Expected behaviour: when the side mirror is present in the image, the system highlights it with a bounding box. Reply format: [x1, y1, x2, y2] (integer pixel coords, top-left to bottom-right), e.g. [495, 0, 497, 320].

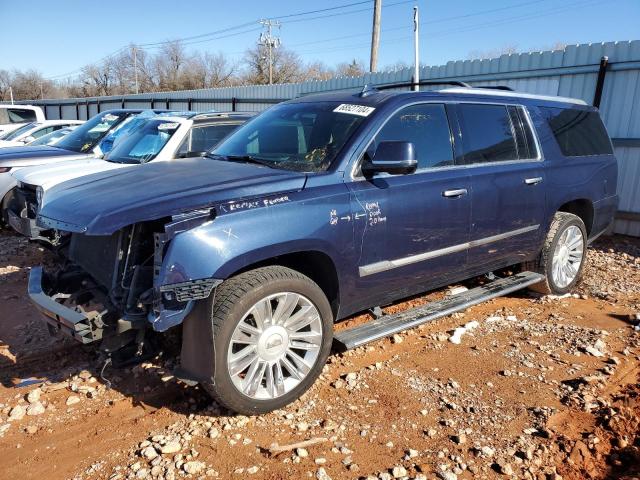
[362, 141, 418, 176]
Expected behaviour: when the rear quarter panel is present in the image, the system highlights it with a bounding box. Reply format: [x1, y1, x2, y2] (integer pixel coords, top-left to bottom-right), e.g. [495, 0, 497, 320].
[530, 105, 618, 237]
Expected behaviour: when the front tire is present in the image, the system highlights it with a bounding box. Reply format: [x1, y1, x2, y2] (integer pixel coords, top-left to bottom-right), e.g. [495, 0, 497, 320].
[201, 266, 333, 415]
[527, 212, 587, 295]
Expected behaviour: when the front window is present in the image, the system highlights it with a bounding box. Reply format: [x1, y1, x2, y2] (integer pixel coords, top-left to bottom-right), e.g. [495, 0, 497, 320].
[211, 102, 368, 172]
[105, 119, 181, 164]
[55, 111, 130, 153]
[2, 122, 38, 140]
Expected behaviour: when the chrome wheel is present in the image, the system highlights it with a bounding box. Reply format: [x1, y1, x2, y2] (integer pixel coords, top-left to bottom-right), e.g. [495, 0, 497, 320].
[226, 292, 323, 400]
[551, 225, 584, 288]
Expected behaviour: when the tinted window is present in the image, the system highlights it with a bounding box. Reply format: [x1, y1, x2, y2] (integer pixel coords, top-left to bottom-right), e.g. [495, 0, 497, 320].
[458, 104, 518, 164]
[8, 108, 37, 123]
[179, 123, 241, 156]
[371, 103, 454, 170]
[507, 105, 538, 160]
[55, 111, 129, 153]
[540, 107, 612, 156]
[212, 103, 366, 172]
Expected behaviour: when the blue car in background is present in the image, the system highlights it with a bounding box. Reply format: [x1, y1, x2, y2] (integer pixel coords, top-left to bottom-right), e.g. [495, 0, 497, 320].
[26, 82, 618, 415]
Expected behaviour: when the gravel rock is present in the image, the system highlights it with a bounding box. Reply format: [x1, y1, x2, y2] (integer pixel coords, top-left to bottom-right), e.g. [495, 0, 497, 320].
[26, 389, 41, 404]
[8, 405, 25, 421]
[391, 465, 407, 478]
[140, 446, 158, 460]
[316, 467, 332, 480]
[437, 471, 457, 480]
[160, 442, 181, 454]
[182, 461, 206, 475]
[66, 396, 81, 406]
[26, 402, 45, 416]
[296, 447, 309, 458]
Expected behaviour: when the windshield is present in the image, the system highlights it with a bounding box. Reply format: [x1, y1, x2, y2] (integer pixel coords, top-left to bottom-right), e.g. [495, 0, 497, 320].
[29, 127, 73, 146]
[2, 122, 37, 140]
[96, 110, 158, 156]
[55, 111, 129, 153]
[210, 102, 368, 172]
[104, 119, 181, 164]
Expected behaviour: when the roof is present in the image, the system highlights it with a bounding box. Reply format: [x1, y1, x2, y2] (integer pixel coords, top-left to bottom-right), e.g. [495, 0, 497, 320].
[191, 111, 255, 123]
[288, 84, 589, 109]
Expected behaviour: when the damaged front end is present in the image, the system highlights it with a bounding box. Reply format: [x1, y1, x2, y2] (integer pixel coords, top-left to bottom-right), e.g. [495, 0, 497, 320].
[28, 210, 220, 358]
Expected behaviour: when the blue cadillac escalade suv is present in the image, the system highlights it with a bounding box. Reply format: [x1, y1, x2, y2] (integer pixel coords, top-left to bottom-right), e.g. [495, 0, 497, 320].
[27, 82, 618, 414]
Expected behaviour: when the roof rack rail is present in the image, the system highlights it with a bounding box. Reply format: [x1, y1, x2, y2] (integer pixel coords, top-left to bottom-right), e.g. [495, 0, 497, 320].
[361, 80, 471, 96]
[473, 85, 515, 91]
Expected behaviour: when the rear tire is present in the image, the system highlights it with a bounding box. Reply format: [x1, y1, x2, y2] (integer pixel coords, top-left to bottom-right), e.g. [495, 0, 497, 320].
[200, 266, 333, 415]
[526, 212, 587, 295]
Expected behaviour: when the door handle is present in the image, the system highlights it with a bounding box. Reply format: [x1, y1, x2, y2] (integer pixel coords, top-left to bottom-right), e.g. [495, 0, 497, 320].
[442, 188, 468, 198]
[524, 177, 543, 185]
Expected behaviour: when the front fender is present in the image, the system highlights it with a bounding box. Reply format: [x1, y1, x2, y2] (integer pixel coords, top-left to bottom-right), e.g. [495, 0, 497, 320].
[157, 185, 353, 289]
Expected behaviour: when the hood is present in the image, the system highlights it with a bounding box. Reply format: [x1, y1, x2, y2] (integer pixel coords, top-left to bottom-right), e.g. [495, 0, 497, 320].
[13, 158, 130, 193]
[39, 157, 307, 235]
[0, 145, 90, 167]
[0, 140, 26, 148]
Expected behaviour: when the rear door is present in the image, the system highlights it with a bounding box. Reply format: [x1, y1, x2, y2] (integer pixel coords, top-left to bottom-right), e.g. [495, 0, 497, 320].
[346, 102, 471, 307]
[454, 103, 545, 272]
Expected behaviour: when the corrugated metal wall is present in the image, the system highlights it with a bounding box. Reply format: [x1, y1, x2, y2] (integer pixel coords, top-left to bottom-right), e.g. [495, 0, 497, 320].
[23, 40, 640, 235]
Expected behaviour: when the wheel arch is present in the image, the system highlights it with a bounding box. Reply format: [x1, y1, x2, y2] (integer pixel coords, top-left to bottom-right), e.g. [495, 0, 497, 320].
[557, 198, 594, 236]
[225, 250, 341, 320]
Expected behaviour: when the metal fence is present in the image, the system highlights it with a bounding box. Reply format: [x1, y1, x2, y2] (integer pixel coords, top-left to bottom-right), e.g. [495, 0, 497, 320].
[22, 40, 640, 236]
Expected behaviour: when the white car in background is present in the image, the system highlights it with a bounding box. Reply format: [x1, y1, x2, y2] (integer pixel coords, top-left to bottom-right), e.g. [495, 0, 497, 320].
[7, 111, 252, 242]
[0, 120, 84, 147]
[27, 126, 79, 146]
[0, 105, 45, 136]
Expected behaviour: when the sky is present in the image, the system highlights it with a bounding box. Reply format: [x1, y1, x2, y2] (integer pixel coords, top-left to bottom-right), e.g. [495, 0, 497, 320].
[1, 0, 639, 80]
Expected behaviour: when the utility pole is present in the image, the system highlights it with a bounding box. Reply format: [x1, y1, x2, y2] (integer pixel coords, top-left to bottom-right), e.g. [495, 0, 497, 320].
[370, 0, 382, 72]
[413, 5, 420, 91]
[132, 46, 140, 94]
[9, 86, 14, 104]
[259, 19, 281, 85]
[40, 82, 44, 100]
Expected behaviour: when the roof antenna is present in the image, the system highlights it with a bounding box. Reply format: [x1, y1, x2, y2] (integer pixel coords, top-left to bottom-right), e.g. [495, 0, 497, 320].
[359, 84, 377, 97]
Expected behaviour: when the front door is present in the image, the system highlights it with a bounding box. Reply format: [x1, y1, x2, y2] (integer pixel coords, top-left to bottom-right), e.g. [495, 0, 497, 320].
[453, 103, 546, 272]
[346, 103, 471, 309]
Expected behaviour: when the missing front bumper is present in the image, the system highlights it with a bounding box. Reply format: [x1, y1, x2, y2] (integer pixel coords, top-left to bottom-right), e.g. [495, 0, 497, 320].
[28, 266, 104, 344]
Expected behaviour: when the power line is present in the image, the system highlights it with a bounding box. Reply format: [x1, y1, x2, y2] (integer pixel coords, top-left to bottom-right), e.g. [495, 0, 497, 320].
[296, 0, 612, 56]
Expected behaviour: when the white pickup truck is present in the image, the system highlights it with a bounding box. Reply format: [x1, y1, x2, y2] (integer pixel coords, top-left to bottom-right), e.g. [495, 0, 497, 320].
[0, 105, 46, 136]
[6, 111, 252, 243]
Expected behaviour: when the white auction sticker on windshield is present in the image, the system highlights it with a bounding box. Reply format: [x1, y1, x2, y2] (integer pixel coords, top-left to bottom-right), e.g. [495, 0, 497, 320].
[157, 122, 180, 131]
[333, 104, 375, 117]
[102, 114, 119, 122]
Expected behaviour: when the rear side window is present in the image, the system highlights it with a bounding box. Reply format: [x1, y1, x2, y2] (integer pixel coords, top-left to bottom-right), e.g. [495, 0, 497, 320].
[371, 103, 454, 170]
[458, 104, 518, 164]
[8, 108, 37, 123]
[540, 107, 613, 156]
[179, 123, 241, 156]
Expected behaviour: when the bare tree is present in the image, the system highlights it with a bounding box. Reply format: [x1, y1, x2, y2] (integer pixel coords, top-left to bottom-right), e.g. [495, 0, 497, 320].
[196, 52, 239, 88]
[467, 44, 519, 60]
[0, 70, 11, 101]
[81, 63, 114, 96]
[335, 59, 366, 77]
[243, 43, 304, 85]
[302, 61, 334, 82]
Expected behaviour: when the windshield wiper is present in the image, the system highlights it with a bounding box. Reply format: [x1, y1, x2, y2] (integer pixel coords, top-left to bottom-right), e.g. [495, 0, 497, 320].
[206, 153, 274, 168]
